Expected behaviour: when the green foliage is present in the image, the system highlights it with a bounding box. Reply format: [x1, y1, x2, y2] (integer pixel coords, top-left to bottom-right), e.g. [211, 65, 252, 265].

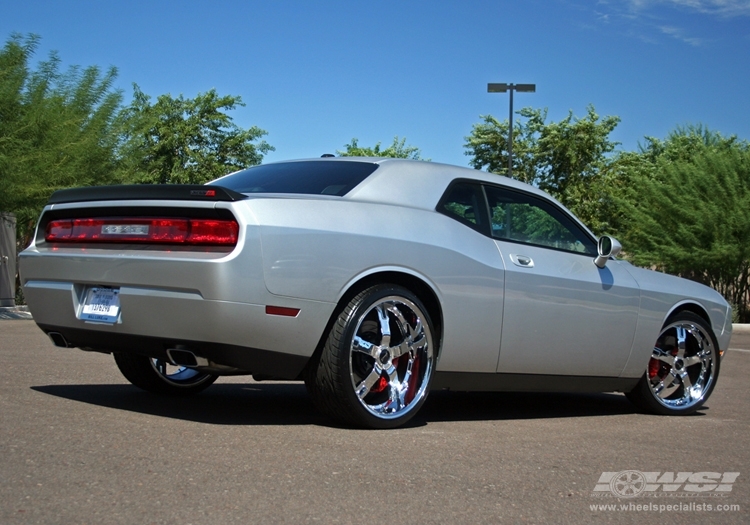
[0, 33, 124, 244]
[464, 105, 620, 232]
[116, 85, 273, 184]
[616, 126, 750, 321]
[337, 136, 427, 160]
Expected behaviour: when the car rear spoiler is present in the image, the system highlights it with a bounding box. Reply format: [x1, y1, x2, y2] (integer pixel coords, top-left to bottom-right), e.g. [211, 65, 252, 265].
[47, 185, 248, 205]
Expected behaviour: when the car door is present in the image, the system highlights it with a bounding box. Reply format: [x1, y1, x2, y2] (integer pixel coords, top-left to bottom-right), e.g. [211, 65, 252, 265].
[484, 185, 640, 377]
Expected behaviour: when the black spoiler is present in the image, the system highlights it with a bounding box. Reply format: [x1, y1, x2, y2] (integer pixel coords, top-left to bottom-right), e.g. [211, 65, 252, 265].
[47, 184, 248, 205]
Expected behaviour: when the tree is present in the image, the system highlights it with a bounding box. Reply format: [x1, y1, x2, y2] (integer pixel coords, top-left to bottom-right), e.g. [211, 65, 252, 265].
[337, 136, 427, 160]
[0, 33, 124, 244]
[614, 126, 750, 321]
[116, 85, 273, 184]
[464, 105, 621, 232]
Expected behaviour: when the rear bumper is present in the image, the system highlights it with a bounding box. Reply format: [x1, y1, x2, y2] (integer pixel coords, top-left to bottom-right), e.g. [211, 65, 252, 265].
[37, 322, 310, 379]
[23, 279, 335, 378]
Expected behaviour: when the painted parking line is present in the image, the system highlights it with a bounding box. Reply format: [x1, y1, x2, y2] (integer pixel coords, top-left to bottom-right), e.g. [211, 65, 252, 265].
[728, 348, 750, 353]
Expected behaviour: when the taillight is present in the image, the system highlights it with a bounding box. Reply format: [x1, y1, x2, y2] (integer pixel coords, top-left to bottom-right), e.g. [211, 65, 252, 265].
[45, 218, 239, 246]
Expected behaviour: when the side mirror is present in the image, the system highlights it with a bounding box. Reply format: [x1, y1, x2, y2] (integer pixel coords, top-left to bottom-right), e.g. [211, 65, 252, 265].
[594, 236, 622, 268]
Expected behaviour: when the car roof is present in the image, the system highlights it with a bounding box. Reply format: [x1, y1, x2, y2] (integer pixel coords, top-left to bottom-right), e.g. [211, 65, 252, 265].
[232, 157, 597, 238]
[343, 158, 558, 208]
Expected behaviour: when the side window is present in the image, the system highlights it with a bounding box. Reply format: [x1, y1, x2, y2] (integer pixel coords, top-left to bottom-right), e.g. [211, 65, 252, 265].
[484, 185, 596, 255]
[438, 182, 486, 232]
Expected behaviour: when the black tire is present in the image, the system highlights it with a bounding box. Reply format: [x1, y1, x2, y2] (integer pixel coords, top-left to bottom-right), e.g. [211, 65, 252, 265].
[626, 311, 720, 415]
[113, 352, 218, 396]
[305, 284, 436, 429]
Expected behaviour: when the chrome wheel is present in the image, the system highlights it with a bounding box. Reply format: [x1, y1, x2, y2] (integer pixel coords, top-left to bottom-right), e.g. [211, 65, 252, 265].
[626, 311, 720, 415]
[150, 358, 213, 388]
[349, 296, 433, 420]
[647, 319, 717, 409]
[113, 352, 217, 396]
[306, 284, 436, 429]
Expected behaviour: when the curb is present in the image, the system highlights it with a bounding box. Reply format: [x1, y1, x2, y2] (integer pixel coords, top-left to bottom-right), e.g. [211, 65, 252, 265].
[732, 324, 750, 334]
[0, 306, 33, 320]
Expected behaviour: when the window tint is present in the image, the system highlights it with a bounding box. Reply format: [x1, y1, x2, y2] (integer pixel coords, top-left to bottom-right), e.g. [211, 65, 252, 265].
[484, 185, 596, 255]
[438, 182, 486, 231]
[209, 161, 378, 196]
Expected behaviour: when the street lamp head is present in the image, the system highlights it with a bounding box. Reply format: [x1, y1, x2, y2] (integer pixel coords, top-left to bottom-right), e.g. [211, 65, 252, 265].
[487, 83, 536, 93]
[487, 83, 508, 93]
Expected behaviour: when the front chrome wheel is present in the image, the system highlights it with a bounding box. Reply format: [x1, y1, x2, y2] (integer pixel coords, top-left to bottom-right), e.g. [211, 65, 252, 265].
[306, 284, 436, 429]
[627, 312, 720, 415]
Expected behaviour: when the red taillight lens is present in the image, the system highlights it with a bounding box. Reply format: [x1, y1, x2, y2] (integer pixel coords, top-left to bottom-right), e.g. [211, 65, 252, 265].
[46, 218, 239, 246]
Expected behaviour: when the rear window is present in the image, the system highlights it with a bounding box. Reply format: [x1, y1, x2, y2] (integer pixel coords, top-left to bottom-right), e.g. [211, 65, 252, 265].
[209, 161, 378, 196]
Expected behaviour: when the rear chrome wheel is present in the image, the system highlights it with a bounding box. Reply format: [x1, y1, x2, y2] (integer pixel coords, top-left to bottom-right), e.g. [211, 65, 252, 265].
[627, 312, 719, 415]
[114, 353, 218, 396]
[306, 284, 436, 429]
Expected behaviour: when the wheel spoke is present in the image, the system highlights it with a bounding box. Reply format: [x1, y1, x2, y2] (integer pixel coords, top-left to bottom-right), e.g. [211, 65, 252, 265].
[683, 351, 707, 367]
[652, 347, 675, 366]
[355, 366, 383, 399]
[678, 369, 693, 394]
[386, 364, 405, 411]
[388, 306, 426, 359]
[675, 326, 688, 357]
[376, 304, 391, 347]
[391, 333, 426, 359]
[352, 335, 379, 358]
[388, 304, 412, 335]
[655, 371, 680, 399]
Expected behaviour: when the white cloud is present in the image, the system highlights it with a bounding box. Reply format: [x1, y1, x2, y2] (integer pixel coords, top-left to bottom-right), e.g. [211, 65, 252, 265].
[628, 0, 750, 17]
[585, 0, 747, 46]
[659, 25, 707, 45]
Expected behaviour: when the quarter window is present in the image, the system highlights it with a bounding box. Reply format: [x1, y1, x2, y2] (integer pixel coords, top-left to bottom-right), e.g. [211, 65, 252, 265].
[438, 182, 486, 232]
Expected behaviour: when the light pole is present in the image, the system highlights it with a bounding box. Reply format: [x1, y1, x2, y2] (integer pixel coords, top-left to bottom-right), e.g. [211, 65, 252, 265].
[487, 83, 535, 178]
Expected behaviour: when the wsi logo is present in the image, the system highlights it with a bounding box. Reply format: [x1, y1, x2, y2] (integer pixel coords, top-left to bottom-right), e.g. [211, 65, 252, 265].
[592, 471, 740, 498]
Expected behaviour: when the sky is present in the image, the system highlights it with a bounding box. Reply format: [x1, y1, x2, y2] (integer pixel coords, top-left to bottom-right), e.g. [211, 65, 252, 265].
[1, 0, 749, 167]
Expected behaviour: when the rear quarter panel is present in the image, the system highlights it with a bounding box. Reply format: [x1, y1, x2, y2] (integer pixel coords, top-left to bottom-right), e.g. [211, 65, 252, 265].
[249, 197, 507, 373]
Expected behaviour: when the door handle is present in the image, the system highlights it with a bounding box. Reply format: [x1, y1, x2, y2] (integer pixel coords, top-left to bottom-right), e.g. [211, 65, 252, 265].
[510, 254, 534, 268]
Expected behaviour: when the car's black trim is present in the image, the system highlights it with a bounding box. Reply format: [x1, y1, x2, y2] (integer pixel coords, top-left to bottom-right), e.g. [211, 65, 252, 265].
[36, 324, 310, 380]
[47, 185, 248, 204]
[431, 372, 639, 393]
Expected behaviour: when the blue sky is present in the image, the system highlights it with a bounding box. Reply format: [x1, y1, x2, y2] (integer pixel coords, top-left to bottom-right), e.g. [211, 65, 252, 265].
[2, 0, 749, 167]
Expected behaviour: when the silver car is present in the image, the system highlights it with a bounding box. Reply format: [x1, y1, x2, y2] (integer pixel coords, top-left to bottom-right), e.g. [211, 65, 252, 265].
[19, 158, 733, 429]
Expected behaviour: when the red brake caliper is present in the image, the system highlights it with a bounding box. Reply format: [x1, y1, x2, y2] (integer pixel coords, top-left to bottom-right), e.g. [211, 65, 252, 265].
[370, 356, 401, 395]
[371, 374, 389, 394]
[649, 343, 677, 379]
[648, 358, 660, 379]
[405, 354, 420, 404]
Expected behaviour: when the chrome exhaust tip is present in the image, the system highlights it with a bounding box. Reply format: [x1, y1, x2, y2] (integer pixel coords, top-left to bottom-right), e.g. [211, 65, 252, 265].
[166, 348, 209, 367]
[48, 332, 70, 348]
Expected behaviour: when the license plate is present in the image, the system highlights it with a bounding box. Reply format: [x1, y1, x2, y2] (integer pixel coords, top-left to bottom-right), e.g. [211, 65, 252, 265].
[81, 287, 121, 323]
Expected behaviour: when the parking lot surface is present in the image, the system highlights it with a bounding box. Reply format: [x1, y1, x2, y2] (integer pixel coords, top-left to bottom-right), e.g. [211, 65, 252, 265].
[1, 320, 749, 524]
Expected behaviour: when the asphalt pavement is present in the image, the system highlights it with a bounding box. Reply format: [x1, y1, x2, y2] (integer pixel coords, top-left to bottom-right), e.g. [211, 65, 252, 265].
[1, 318, 748, 524]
